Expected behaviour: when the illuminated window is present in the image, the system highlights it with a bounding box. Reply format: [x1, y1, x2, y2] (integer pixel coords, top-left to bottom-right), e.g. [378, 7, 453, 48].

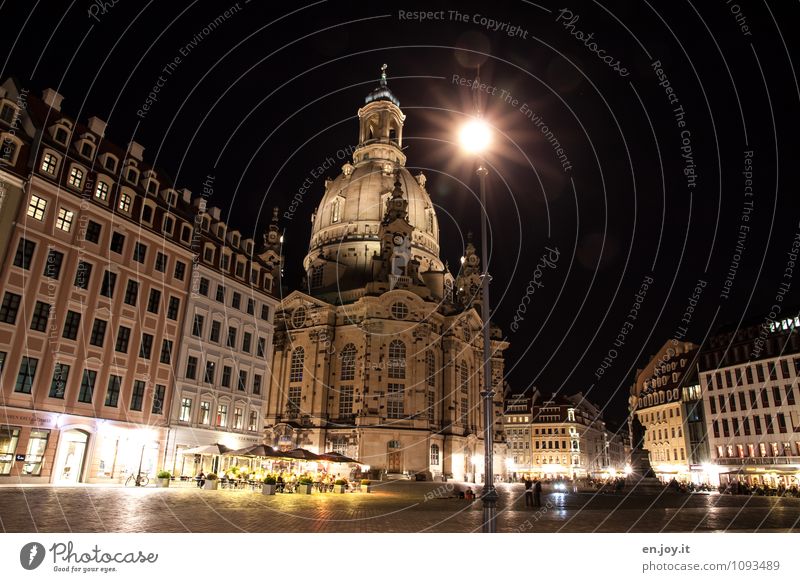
[200, 401, 210, 424]
[67, 166, 83, 188]
[340, 344, 356, 381]
[55, 208, 74, 232]
[430, 444, 440, 465]
[95, 181, 110, 201]
[27, 195, 47, 220]
[338, 384, 353, 417]
[387, 383, 404, 419]
[216, 404, 228, 427]
[40, 153, 57, 174]
[118, 193, 132, 213]
[388, 340, 405, 379]
[290, 348, 305, 382]
[233, 407, 243, 430]
[331, 198, 341, 223]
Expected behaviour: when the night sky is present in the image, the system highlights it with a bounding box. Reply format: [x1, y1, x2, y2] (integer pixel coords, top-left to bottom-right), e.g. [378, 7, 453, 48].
[4, 0, 799, 426]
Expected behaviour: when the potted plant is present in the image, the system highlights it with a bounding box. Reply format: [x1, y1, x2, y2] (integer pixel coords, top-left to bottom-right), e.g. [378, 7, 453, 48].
[156, 470, 172, 488]
[262, 475, 277, 495]
[203, 473, 219, 490]
[297, 477, 314, 494]
[334, 479, 348, 494]
[361, 479, 371, 493]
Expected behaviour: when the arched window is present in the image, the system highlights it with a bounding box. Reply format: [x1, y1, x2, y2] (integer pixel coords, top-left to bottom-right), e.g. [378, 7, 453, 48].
[425, 350, 436, 387]
[388, 340, 405, 379]
[340, 343, 356, 381]
[430, 444, 440, 465]
[459, 362, 468, 393]
[290, 347, 304, 383]
[331, 198, 341, 224]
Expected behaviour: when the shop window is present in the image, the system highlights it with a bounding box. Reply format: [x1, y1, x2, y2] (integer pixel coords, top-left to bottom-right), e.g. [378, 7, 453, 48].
[0, 428, 21, 475]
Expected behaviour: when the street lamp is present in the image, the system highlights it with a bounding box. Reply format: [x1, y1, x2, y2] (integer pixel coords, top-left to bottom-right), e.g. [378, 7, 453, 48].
[459, 114, 498, 533]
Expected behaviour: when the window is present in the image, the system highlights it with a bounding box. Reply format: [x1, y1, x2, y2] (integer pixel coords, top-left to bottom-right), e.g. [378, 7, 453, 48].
[235, 261, 244, 278]
[388, 340, 406, 379]
[238, 370, 247, 391]
[115, 326, 131, 353]
[124, 280, 139, 306]
[248, 411, 259, 432]
[427, 390, 435, 420]
[233, 408, 243, 430]
[766, 414, 774, 434]
[126, 167, 138, 184]
[216, 404, 228, 427]
[22, 429, 50, 476]
[147, 289, 161, 314]
[85, 221, 101, 243]
[387, 383, 404, 419]
[192, 313, 205, 337]
[247, 298, 255, 315]
[227, 326, 237, 348]
[773, 385, 783, 406]
[139, 333, 153, 359]
[460, 399, 468, 423]
[80, 142, 94, 158]
[105, 375, 121, 407]
[78, 370, 95, 403]
[339, 384, 353, 417]
[130, 380, 145, 411]
[220, 254, 229, 270]
[99, 271, 117, 298]
[331, 198, 341, 223]
[215, 285, 225, 302]
[750, 390, 758, 409]
[48, 363, 70, 399]
[261, 305, 270, 321]
[174, 261, 186, 281]
[95, 181, 110, 201]
[242, 332, 252, 353]
[13, 357, 38, 393]
[67, 166, 83, 188]
[30, 301, 51, 332]
[253, 374, 262, 395]
[204, 361, 215, 384]
[55, 207, 74, 231]
[257, 336, 266, 357]
[159, 340, 173, 364]
[787, 385, 796, 405]
[163, 216, 174, 234]
[391, 302, 408, 319]
[292, 306, 306, 328]
[43, 249, 64, 279]
[754, 416, 762, 435]
[62, 310, 81, 340]
[141, 205, 152, 222]
[426, 351, 436, 387]
[459, 363, 468, 393]
[118, 193, 132, 212]
[133, 242, 146, 263]
[181, 225, 191, 243]
[200, 402, 211, 424]
[198, 278, 209, 296]
[186, 356, 198, 380]
[40, 153, 57, 174]
[203, 246, 214, 263]
[430, 444, 440, 465]
[73, 261, 92, 289]
[152, 384, 165, 414]
[0, 292, 21, 324]
[290, 348, 304, 382]
[14, 238, 35, 269]
[155, 252, 167, 273]
[110, 232, 125, 254]
[221, 366, 232, 388]
[760, 388, 769, 408]
[340, 344, 356, 381]
[167, 297, 180, 320]
[311, 265, 324, 288]
[179, 398, 192, 422]
[89, 319, 107, 347]
[288, 387, 301, 415]
[777, 413, 787, 433]
[232, 292, 241, 309]
[210, 321, 221, 343]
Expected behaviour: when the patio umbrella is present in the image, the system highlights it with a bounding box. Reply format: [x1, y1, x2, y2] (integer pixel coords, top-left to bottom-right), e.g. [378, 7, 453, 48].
[227, 444, 279, 458]
[318, 451, 362, 464]
[281, 448, 323, 461]
[181, 443, 232, 455]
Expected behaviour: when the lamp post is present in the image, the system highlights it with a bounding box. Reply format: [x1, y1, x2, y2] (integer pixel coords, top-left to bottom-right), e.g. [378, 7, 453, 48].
[459, 116, 498, 532]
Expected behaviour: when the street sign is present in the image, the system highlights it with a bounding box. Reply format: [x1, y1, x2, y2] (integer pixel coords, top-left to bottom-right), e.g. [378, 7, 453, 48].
[15, 454, 25, 461]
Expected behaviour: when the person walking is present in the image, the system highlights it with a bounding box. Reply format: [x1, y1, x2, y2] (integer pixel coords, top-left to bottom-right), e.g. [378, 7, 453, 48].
[524, 477, 534, 507]
[534, 479, 543, 507]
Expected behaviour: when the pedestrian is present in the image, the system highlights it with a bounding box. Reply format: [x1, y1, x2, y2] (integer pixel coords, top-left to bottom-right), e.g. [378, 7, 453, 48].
[524, 477, 534, 507]
[534, 479, 542, 507]
[197, 471, 205, 488]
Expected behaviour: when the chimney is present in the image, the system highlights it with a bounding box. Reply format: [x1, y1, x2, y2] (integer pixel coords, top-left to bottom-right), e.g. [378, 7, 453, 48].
[127, 141, 145, 161]
[208, 206, 221, 221]
[87, 116, 107, 137]
[42, 88, 64, 111]
[192, 197, 207, 212]
[180, 187, 192, 203]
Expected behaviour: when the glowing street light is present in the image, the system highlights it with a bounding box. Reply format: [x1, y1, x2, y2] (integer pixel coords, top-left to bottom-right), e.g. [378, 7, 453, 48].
[459, 117, 492, 154]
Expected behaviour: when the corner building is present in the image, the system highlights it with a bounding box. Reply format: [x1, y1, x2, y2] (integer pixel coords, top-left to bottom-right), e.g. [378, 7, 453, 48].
[265, 71, 509, 480]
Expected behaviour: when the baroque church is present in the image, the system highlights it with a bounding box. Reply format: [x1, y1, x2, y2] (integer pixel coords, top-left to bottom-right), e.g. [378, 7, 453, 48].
[264, 68, 509, 481]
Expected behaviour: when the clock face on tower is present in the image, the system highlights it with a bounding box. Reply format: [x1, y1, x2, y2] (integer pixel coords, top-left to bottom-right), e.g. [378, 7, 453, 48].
[392, 234, 404, 246]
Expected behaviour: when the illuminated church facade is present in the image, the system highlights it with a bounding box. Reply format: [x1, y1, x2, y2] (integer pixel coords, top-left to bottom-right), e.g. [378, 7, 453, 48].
[264, 69, 508, 480]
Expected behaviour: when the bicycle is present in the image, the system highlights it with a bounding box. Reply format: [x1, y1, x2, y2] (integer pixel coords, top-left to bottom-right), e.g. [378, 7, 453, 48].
[125, 472, 149, 487]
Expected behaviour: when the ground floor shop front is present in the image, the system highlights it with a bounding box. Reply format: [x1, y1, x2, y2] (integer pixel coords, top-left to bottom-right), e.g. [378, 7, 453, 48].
[0, 407, 166, 484]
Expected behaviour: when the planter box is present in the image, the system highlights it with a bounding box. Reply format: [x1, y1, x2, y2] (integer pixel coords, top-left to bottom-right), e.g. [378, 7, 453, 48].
[203, 480, 218, 490]
[262, 483, 276, 495]
[157, 478, 170, 488]
[297, 483, 313, 494]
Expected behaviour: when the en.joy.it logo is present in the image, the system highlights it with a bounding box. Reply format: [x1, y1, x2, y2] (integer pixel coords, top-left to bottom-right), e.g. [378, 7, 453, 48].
[19, 542, 46, 570]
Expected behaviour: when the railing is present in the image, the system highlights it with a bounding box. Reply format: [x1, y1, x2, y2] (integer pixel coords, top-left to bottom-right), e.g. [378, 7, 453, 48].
[715, 456, 800, 466]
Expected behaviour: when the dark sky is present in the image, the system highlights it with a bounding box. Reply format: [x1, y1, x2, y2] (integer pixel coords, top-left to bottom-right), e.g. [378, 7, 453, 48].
[4, 0, 799, 425]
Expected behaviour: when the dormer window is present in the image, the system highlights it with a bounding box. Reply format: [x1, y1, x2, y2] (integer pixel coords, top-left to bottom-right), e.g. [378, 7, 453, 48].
[140, 203, 153, 223]
[146, 179, 159, 195]
[0, 133, 21, 165]
[201, 217, 210, 232]
[250, 267, 259, 285]
[53, 126, 69, 145]
[95, 180, 110, 202]
[245, 241, 253, 255]
[0, 101, 17, 124]
[103, 154, 117, 173]
[118, 193, 132, 213]
[163, 189, 178, 207]
[163, 215, 174, 234]
[220, 253, 230, 270]
[203, 245, 214, 264]
[67, 166, 84, 189]
[40, 152, 59, 175]
[217, 225, 225, 239]
[180, 224, 191, 243]
[235, 260, 244, 278]
[232, 234, 240, 247]
[125, 165, 139, 185]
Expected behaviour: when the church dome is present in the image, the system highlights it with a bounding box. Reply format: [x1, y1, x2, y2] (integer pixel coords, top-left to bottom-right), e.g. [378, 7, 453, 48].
[303, 68, 444, 290]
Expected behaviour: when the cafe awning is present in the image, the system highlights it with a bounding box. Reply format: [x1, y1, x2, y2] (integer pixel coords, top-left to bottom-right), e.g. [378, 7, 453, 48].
[182, 443, 232, 456]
